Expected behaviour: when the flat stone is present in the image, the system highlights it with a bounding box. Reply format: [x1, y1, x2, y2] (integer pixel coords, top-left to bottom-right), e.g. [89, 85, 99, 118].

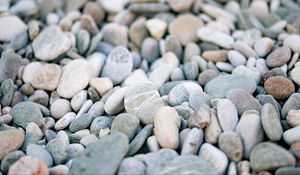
[275, 167, 300, 175]
[50, 99, 71, 119]
[216, 99, 238, 131]
[264, 76, 295, 99]
[111, 113, 140, 141]
[218, 131, 243, 162]
[11, 102, 43, 128]
[169, 14, 203, 46]
[254, 37, 273, 57]
[166, 0, 194, 12]
[181, 128, 203, 155]
[8, 156, 49, 175]
[198, 27, 234, 49]
[129, 17, 148, 47]
[104, 87, 128, 115]
[250, 142, 296, 172]
[204, 74, 257, 98]
[266, 47, 291, 67]
[22, 62, 42, 84]
[69, 133, 129, 175]
[32, 26, 71, 61]
[204, 109, 222, 144]
[0, 16, 27, 42]
[57, 59, 92, 99]
[101, 46, 133, 85]
[202, 50, 228, 62]
[101, 0, 128, 13]
[197, 69, 218, 86]
[0, 52, 22, 83]
[0, 130, 24, 160]
[228, 50, 247, 67]
[283, 125, 300, 145]
[89, 77, 113, 96]
[102, 23, 128, 47]
[0, 79, 15, 107]
[287, 110, 300, 127]
[71, 90, 87, 112]
[232, 66, 261, 84]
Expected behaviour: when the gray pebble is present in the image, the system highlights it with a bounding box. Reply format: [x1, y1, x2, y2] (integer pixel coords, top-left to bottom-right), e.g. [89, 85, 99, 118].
[87, 101, 104, 118]
[76, 29, 90, 55]
[141, 37, 159, 63]
[183, 61, 198, 80]
[170, 67, 185, 81]
[188, 105, 210, 128]
[66, 143, 85, 160]
[118, 157, 146, 175]
[197, 69, 218, 86]
[189, 91, 212, 111]
[102, 23, 128, 47]
[0, 79, 15, 107]
[69, 113, 93, 133]
[181, 128, 203, 155]
[46, 138, 68, 165]
[111, 113, 140, 141]
[283, 125, 300, 145]
[0, 52, 21, 83]
[204, 109, 222, 144]
[28, 90, 49, 107]
[266, 47, 291, 67]
[217, 99, 238, 131]
[282, 93, 300, 119]
[184, 43, 200, 63]
[0, 150, 25, 174]
[165, 35, 182, 60]
[26, 144, 53, 167]
[218, 131, 243, 162]
[90, 116, 113, 136]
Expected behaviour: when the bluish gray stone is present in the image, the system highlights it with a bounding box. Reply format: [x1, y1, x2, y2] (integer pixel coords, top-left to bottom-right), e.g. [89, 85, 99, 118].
[26, 144, 53, 167]
[0, 52, 21, 83]
[0, 151, 25, 173]
[69, 113, 93, 133]
[0, 79, 15, 107]
[46, 138, 67, 165]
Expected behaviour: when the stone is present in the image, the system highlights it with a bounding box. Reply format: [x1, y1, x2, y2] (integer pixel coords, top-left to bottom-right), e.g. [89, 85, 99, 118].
[57, 59, 92, 98]
[80, 15, 99, 35]
[183, 61, 198, 80]
[46, 139, 67, 165]
[254, 37, 273, 57]
[141, 37, 159, 63]
[283, 34, 300, 53]
[233, 41, 258, 58]
[204, 75, 257, 98]
[202, 50, 228, 62]
[22, 62, 42, 84]
[146, 18, 167, 40]
[0, 151, 25, 174]
[87, 53, 105, 77]
[26, 144, 53, 167]
[66, 144, 85, 159]
[291, 66, 300, 85]
[198, 69, 218, 86]
[71, 90, 87, 112]
[169, 14, 203, 46]
[0, 79, 15, 107]
[154, 106, 181, 149]
[218, 131, 243, 162]
[282, 93, 300, 119]
[89, 77, 113, 96]
[118, 157, 146, 175]
[266, 47, 291, 67]
[235, 110, 264, 159]
[129, 17, 148, 47]
[101, 46, 133, 85]
[165, 35, 182, 59]
[188, 105, 210, 128]
[283, 125, 300, 145]
[0, 130, 24, 160]
[76, 29, 90, 55]
[102, 23, 128, 47]
[216, 99, 238, 131]
[69, 133, 129, 175]
[250, 142, 296, 172]
[90, 116, 113, 136]
[216, 62, 234, 72]
[261, 103, 283, 141]
[69, 113, 93, 133]
[83, 2, 104, 25]
[226, 89, 262, 116]
[184, 43, 200, 62]
[28, 90, 49, 106]
[111, 113, 140, 141]
[167, 0, 194, 12]
[32, 26, 71, 61]
[80, 134, 98, 146]
[264, 76, 295, 99]
[50, 99, 71, 119]
[11, 102, 43, 128]
[49, 165, 69, 175]
[287, 110, 300, 127]
[8, 156, 49, 175]
[181, 128, 203, 155]
[228, 50, 247, 67]
[100, 0, 128, 13]
[0, 52, 22, 83]
[198, 27, 234, 49]
[232, 66, 261, 84]
[201, 4, 236, 22]
[199, 143, 228, 175]
[204, 109, 222, 144]
[0, 16, 27, 42]
[104, 87, 128, 115]
[275, 167, 300, 175]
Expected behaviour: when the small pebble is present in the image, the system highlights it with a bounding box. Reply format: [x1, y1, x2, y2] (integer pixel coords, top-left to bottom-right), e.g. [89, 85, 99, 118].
[264, 76, 295, 99]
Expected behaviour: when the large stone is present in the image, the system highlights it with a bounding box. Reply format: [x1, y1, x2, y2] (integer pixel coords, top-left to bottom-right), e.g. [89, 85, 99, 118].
[0, 130, 24, 160]
[0, 16, 27, 42]
[8, 156, 49, 175]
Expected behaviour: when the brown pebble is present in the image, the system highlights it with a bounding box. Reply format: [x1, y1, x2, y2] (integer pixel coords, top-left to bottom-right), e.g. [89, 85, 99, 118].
[264, 76, 295, 99]
[8, 156, 49, 175]
[202, 50, 228, 62]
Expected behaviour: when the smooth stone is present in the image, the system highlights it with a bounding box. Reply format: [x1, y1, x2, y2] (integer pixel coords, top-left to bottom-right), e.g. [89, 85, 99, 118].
[76, 29, 90, 55]
[32, 26, 71, 61]
[87, 101, 105, 118]
[87, 52, 105, 77]
[100, 0, 128, 13]
[0, 52, 22, 83]
[83, 2, 104, 25]
[146, 18, 167, 40]
[264, 76, 295, 99]
[117, 157, 146, 175]
[165, 35, 182, 59]
[254, 37, 273, 57]
[69, 133, 129, 175]
[28, 90, 49, 106]
[261, 103, 283, 141]
[129, 17, 148, 47]
[287, 110, 300, 127]
[141, 37, 159, 63]
[199, 143, 228, 175]
[201, 4, 236, 21]
[198, 27, 234, 49]
[26, 144, 53, 167]
[228, 50, 247, 67]
[204, 75, 257, 98]
[217, 99, 238, 131]
[283, 125, 300, 145]
[50, 99, 71, 119]
[80, 15, 99, 35]
[183, 61, 198, 80]
[69, 113, 93, 133]
[57, 59, 92, 98]
[189, 91, 212, 111]
[250, 142, 296, 172]
[89, 77, 113, 96]
[127, 124, 153, 156]
[232, 66, 261, 84]
[49, 165, 69, 175]
[198, 69, 218, 86]
[11, 102, 43, 128]
[22, 62, 42, 84]
[8, 156, 49, 175]
[169, 14, 203, 46]
[188, 105, 210, 128]
[282, 93, 300, 119]
[80, 134, 98, 147]
[226, 89, 262, 116]
[167, 0, 194, 12]
[101, 46, 133, 85]
[102, 23, 128, 47]
[0, 79, 15, 107]
[181, 128, 203, 155]
[66, 144, 85, 160]
[0, 151, 25, 174]
[235, 110, 264, 159]
[218, 131, 243, 162]
[184, 43, 200, 62]
[104, 86, 128, 115]
[90, 116, 113, 136]
[54, 112, 76, 130]
[233, 41, 258, 58]
[128, 3, 170, 13]
[216, 62, 234, 72]
[0, 130, 24, 160]
[0, 16, 27, 42]
[154, 106, 181, 149]
[291, 66, 300, 85]
[111, 113, 140, 141]
[204, 109, 222, 144]
[275, 167, 300, 175]
[266, 47, 291, 67]
[147, 136, 160, 152]
[202, 50, 228, 62]
[71, 90, 87, 112]
[170, 68, 185, 81]
[46, 139, 67, 165]
[283, 34, 300, 53]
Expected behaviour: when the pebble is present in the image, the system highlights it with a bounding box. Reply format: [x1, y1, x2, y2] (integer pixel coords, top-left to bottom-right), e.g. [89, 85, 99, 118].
[181, 128, 203, 155]
[291, 65, 300, 85]
[8, 156, 49, 175]
[70, 133, 128, 174]
[188, 105, 210, 128]
[28, 90, 49, 106]
[184, 43, 200, 62]
[198, 27, 234, 49]
[250, 142, 296, 172]
[50, 99, 71, 119]
[165, 35, 182, 59]
[88, 101, 104, 118]
[89, 77, 113, 96]
[0, 16, 27, 42]
[282, 93, 300, 119]
[141, 37, 159, 63]
[90, 116, 113, 136]
[232, 66, 261, 84]
[233, 41, 258, 58]
[66, 144, 84, 159]
[54, 112, 76, 130]
[204, 109, 222, 144]
[261, 103, 283, 141]
[69, 113, 93, 133]
[87, 53, 105, 77]
[275, 167, 300, 175]
[101, 0, 128, 13]
[0, 130, 24, 160]
[49, 165, 69, 175]
[146, 18, 167, 40]
[11, 101, 43, 128]
[118, 157, 146, 175]
[183, 60, 198, 80]
[71, 90, 87, 112]
[169, 14, 203, 46]
[167, 0, 194, 12]
[168, 82, 202, 106]
[154, 106, 181, 149]
[287, 110, 300, 127]
[216, 99, 238, 131]
[218, 131, 243, 162]
[226, 89, 262, 116]
[129, 17, 148, 47]
[147, 136, 160, 152]
[83, 2, 104, 25]
[32, 26, 71, 61]
[228, 50, 247, 67]
[283, 34, 300, 53]
[0, 151, 25, 174]
[57, 59, 92, 99]
[111, 113, 140, 141]
[0, 79, 15, 107]
[254, 37, 273, 57]
[26, 144, 53, 167]
[199, 143, 228, 175]
[266, 47, 291, 67]
[235, 110, 264, 159]
[101, 46, 133, 85]
[204, 74, 257, 98]
[80, 134, 98, 147]
[0, 52, 22, 83]
[197, 69, 218, 86]
[264, 76, 295, 99]
[283, 125, 300, 145]
[216, 62, 234, 72]
[46, 138, 67, 165]
[102, 23, 128, 47]
[202, 50, 228, 62]
[170, 68, 185, 81]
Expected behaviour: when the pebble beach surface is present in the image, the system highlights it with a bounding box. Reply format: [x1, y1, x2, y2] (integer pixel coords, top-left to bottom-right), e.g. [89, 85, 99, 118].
[1, 0, 300, 174]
